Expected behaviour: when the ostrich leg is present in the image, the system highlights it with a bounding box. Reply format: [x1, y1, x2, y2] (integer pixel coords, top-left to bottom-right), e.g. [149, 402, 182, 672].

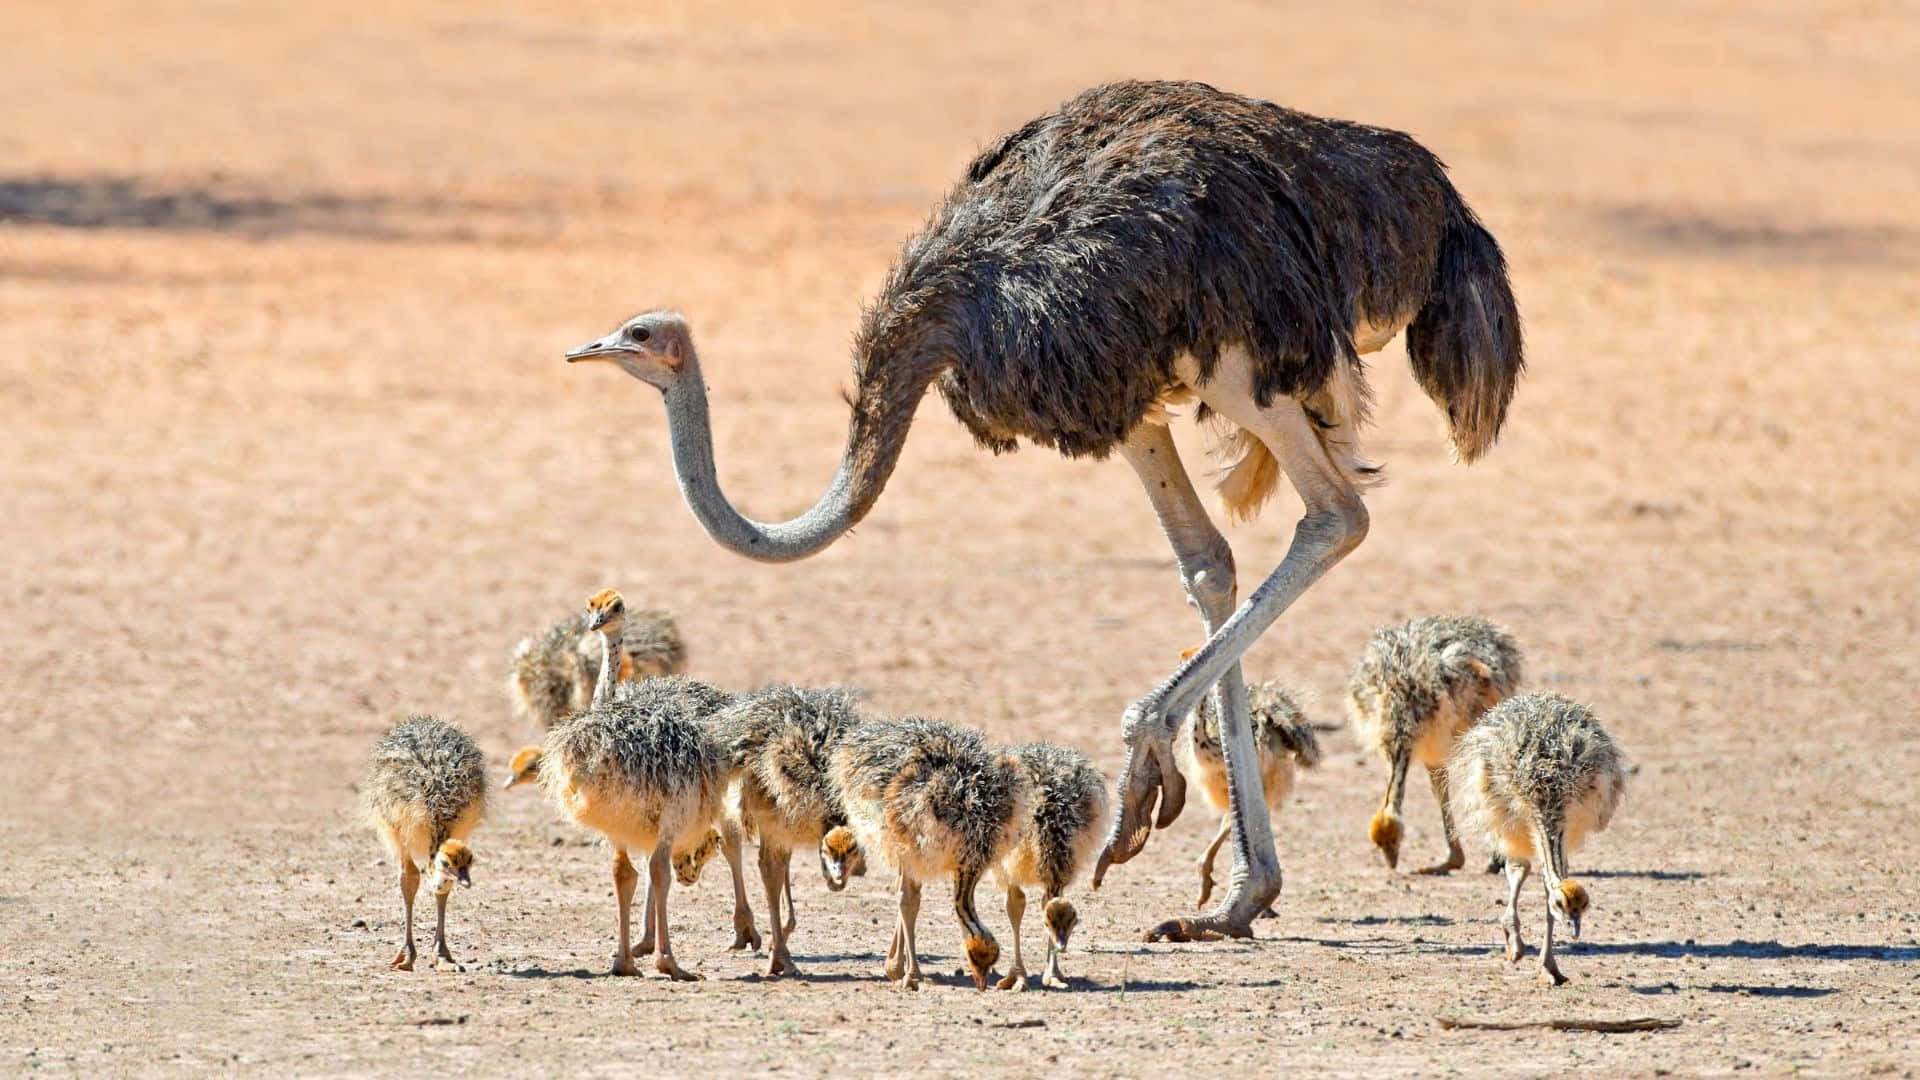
[1099, 421, 1266, 941]
[1099, 368, 1368, 941]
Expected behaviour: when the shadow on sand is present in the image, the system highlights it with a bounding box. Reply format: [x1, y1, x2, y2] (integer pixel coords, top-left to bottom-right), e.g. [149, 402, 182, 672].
[0, 173, 533, 243]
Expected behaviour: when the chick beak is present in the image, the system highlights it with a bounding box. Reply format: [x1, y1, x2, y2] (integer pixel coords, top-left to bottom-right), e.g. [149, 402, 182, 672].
[456, 867, 472, 889]
[1567, 912, 1581, 939]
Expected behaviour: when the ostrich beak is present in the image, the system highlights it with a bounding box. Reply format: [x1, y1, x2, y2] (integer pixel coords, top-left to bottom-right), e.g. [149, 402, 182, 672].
[565, 337, 627, 362]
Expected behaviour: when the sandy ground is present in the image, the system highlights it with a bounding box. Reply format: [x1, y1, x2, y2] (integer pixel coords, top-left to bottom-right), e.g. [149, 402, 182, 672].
[5, 0, 1920, 1074]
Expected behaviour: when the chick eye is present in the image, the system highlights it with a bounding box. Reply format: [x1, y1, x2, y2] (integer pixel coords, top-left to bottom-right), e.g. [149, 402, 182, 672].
[629, 325, 651, 344]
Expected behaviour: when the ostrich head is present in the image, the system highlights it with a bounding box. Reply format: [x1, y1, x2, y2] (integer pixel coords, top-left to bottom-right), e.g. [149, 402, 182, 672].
[1043, 897, 1079, 952]
[1368, 810, 1403, 869]
[503, 746, 544, 790]
[1551, 879, 1589, 938]
[818, 827, 866, 891]
[566, 310, 693, 391]
[583, 589, 627, 636]
[430, 840, 475, 894]
[963, 933, 1000, 991]
[673, 829, 722, 886]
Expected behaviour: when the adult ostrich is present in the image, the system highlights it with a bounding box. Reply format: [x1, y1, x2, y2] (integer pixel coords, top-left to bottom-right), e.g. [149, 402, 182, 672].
[567, 80, 1523, 941]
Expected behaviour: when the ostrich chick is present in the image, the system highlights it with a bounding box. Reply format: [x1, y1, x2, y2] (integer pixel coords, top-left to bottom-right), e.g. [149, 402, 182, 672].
[508, 603, 688, 732]
[994, 742, 1108, 990]
[1348, 615, 1522, 874]
[1451, 691, 1626, 987]
[825, 717, 1025, 990]
[1181, 678, 1322, 914]
[364, 715, 487, 971]
[537, 588, 729, 980]
[688, 684, 868, 976]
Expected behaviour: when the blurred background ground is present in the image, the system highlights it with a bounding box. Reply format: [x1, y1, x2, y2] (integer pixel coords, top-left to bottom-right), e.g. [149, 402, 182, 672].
[3, 0, 1918, 1073]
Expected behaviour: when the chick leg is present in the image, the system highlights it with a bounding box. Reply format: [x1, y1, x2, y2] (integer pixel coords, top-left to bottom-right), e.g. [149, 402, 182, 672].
[759, 844, 798, 977]
[431, 884, 460, 970]
[611, 849, 641, 975]
[1416, 768, 1468, 875]
[651, 838, 701, 981]
[1196, 813, 1232, 909]
[995, 887, 1030, 991]
[1502, 857, 1529, 964]
[389, 861, 420, 971]
[895, 878, 924, 991]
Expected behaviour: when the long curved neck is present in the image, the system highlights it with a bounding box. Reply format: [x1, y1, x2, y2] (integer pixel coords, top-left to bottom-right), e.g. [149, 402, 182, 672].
[659, 340, 941, 563]
[590, 623, 625, 710]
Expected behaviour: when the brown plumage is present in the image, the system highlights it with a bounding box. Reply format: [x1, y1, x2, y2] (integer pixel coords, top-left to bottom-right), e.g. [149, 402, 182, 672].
[1348, 615, 1522, 874]
[825, 717, 1026, 990]
[534, 589, 731, 980]
[994, 742, 1108, 990]
[683, 685, 868, 977]
[364, 715, 486, 971]
[1452, 692, 1626, 987]
[1181, 679, 1321, 914]
[507, 602, 687, 732]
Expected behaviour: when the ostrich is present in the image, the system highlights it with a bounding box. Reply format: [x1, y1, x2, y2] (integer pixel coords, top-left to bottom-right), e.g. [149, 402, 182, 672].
[1450, 692, 1626, 986]
[535, 589, 730, 979]
[508, 605, 686, 732]
[824, 717, 1025, 990]
[568, 79, 1523, 940]
[994, 742, 1109, 990]
[363, 715, 487, 971]
[1349, 614, 1522, 874]
[690, 684, 867, 977]
[1181, 678, 1322, 914]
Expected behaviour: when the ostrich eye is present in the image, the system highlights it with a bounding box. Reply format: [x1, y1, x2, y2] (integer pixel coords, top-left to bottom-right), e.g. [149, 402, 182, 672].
[628, 325, 651, 344]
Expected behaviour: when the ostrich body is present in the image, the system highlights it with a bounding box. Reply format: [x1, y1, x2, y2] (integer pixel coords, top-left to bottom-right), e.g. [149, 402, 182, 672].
[508, 605, 686, 732]
[1451, 692, 1626, 986]
[536, 589, 730, 980]
[825, 717, 1025, 990]
[569, 79, 1523, 939]
[1181, 679, 1321, 914]
[994, 742, 1108, 990]
[1349, 614, 1522, 874]
[364, 715, 486, 971]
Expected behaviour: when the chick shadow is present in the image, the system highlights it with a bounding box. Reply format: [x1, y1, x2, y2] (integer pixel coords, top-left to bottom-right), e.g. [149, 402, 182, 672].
[1630, 983, 1836, 998]
[1567, 940, 1920, 962]
[1580, 869, 1707, 881]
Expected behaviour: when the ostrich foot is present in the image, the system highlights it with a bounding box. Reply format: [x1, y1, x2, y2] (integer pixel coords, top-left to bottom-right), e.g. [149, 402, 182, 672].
[1093, 712, 1185, 886]
[611, 953, 641, 976]
[895, 969, 921, 992]
[389, 949, 415, 972]
[1503, 927, 1525, 965]
[1145, 867, 1279, 943]
[729, 906, 762, 952]
[1416, 847, 1466, 876]
[995, 966, 1030, 991]
[1041, 966, 1071, 990]
[1537, 963, 1568, 988]
[766, 950, 799, 978]
[429, 958, 465, 973]
[632, 933, 656, 958]
[656, 954, 703, 982]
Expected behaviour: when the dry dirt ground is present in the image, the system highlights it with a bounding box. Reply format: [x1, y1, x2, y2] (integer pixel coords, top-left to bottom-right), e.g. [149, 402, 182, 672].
[5, 1, 1919, 1075]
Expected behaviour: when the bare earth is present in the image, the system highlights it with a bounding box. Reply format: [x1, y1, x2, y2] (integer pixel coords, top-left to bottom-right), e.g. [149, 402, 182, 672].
[5, 1, 1919, 1075]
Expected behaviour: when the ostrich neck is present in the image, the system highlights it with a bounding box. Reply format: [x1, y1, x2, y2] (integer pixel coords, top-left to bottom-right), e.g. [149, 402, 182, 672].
[658, 344, 936, 563]
[591, 623, 625, 710]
